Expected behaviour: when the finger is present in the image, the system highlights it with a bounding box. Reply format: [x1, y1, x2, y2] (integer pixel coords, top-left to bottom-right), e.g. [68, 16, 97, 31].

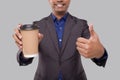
[15, 41, 23, 49]
[76, 47, 91, 58]
[76, 46, 86, 54]
[16, 24, 22, 38]
[76, 42, 88, 50]
[38, 33, 43, 38]
[76, 47, 88, 57]
[14, 28, 22, 39]
[38, 33, 44, 41]
[77, 37, 89, 44]
[89, 24, 94, 37]
[12, 34, 22, 45]
[17, 24, 22, 30]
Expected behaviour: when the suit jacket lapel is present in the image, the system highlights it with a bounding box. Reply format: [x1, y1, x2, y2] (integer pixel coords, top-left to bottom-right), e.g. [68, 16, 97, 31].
[45, 14, 75, 55]
[61, 14, 75, 53]
[46, 15, 60, 53]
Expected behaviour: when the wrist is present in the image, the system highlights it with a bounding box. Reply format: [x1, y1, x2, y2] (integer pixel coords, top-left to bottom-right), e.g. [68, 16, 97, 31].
[95, 46, 104, 59]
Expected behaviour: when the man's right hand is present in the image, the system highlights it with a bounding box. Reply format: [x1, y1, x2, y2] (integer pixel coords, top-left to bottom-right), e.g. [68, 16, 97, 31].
[13, 24, 23, 49]
[12, 24, 43, 50]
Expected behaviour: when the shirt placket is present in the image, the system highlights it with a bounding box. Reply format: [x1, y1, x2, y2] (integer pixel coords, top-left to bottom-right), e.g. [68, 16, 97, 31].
[56, 20, 64, 80]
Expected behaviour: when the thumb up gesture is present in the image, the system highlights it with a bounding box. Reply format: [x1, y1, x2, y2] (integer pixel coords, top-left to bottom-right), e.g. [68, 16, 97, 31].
[76, 24, 104, 59]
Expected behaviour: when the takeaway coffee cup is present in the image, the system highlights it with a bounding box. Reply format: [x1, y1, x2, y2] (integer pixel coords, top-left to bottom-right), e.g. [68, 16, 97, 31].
[20, 24, 39, 57]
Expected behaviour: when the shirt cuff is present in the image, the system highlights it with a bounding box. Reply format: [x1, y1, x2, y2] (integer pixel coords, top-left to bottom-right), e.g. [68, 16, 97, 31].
[18, 52, 34, 66]
[23, 54, 38, 58]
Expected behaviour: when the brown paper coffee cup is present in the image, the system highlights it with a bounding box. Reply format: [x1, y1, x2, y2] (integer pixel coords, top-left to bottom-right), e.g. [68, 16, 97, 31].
[20, 24, 39, 56]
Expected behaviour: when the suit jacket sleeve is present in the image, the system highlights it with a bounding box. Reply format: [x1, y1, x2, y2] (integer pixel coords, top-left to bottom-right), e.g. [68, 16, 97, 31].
[17, 50, 34, 66]
[82, 20, 108, 67]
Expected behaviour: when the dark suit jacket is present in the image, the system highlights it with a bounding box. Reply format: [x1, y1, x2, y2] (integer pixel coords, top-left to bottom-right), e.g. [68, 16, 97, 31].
[17, 13, 107, 80]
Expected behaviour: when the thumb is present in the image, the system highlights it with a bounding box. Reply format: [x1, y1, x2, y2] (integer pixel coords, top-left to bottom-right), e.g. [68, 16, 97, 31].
[89, 24, 95, 37]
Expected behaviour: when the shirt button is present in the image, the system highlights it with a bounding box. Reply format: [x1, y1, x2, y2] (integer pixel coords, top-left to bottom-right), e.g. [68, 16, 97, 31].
[59, 39, 62, 42]
[59, 27, 62, 30]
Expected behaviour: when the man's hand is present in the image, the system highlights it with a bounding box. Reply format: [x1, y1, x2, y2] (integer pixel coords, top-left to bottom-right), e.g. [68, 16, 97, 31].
[76, 24, 104, 59]
[12, 24, 43, 50]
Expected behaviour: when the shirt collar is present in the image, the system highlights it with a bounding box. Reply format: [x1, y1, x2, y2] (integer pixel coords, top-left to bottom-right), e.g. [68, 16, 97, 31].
[51, 12, 68, 22]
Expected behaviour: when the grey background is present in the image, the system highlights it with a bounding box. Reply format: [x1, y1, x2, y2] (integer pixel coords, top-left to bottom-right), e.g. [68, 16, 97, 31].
[0, 0, 119, 80]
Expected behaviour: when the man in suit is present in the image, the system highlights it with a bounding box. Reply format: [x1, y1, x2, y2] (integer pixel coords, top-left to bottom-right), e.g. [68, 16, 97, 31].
[13, 0, 108, 80]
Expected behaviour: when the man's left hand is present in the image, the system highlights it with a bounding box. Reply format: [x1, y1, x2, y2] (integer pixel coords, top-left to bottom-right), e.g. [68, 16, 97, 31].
[76, 24, 104, 59]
